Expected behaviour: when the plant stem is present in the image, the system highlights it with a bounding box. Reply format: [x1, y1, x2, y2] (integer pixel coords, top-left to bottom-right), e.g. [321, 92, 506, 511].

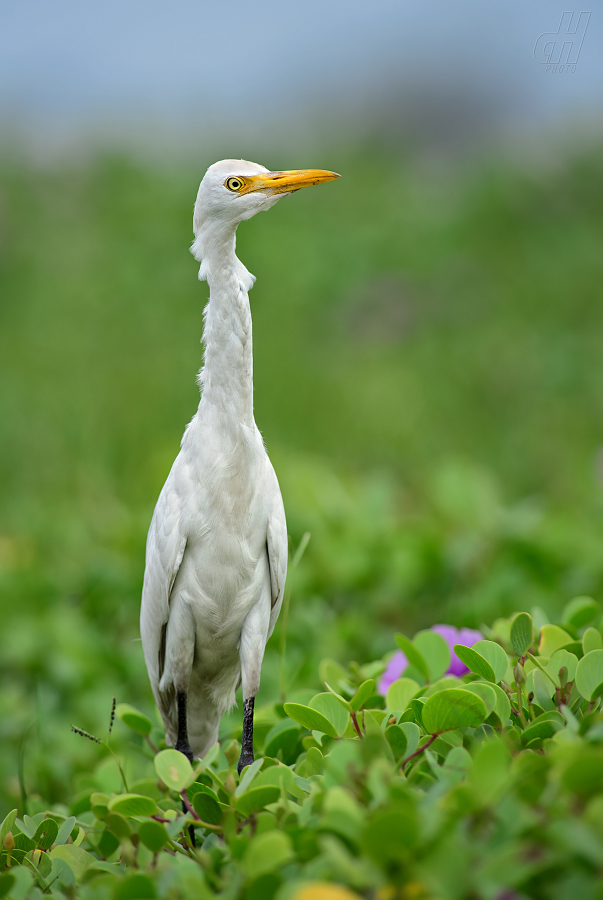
[515, 682, 528, 727]
[526, 652, 558, 688]
[401, 733, 439, 770]
[350, 711, 363, 739]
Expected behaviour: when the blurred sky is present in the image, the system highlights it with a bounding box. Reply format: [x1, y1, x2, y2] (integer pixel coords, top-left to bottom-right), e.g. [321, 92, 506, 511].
[0, 0, 601, 155]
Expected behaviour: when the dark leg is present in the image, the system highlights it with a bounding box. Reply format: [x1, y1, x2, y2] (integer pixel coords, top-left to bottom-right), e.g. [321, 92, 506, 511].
[174, 692, 196, 848]
[175, 692, 194, 763]
[237, 697, 255, 774]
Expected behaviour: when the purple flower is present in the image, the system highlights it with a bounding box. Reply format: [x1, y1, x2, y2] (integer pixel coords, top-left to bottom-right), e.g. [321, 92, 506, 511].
[431, 624, 484, 677]
[378, 624, 484, 694]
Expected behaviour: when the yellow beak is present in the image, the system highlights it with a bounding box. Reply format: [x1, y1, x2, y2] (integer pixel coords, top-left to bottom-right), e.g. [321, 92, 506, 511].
[239, 168, 340, 196]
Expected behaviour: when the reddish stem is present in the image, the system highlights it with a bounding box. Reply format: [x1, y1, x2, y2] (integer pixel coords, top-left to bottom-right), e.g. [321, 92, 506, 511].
[401, 733, 439, 770]
[350, 711, 363, 739]
[180, 790, 200, 821]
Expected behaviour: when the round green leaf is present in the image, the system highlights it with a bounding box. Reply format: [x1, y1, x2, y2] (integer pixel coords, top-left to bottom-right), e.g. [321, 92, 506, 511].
[104, 813, 131, 842]
[539, 624, 573, 658]
[154, 748, 194, 792]
[192, 791, 222, 826]
[584, 627, 603, 655]
[361, 800, 418, 864]
[461, 682, 496, 716]
[413, 630, 451, 681]
[453, 645, 496, 682]
[546, 649, 578, 686]
[521, 718, 563, 747]
[472, 640, 508, 683]
[107, 793, 158, 817]
[386, 678, 420, 713]
[115, 703, 153, 736]
[33, 818, 59, 850]
[283, 702, 338, 738]
[562, 596, 600, 629]
[399, 722, 420, 757]
[575, 649, 603, 702]
[115, 873, 156, 900]
[309, 692, 350, 737]
[264, 719, 301, 762]
[236, 785, 281, 817]
[422, 688, 488, 733]
[243, 830, 293, 880]
[510, 613, 533, 657]
[138, 821, 169, 853]
[487, 683, 512, 727]
[562, 751, 603, 796]
[395, 634, 429, 680]
[350, 679, 376, 711]
[0, 875, 15, 899]
[385, 725, 407, 761]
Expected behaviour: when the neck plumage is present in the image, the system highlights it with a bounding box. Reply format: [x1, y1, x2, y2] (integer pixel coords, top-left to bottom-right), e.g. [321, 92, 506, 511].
[192, 220, 257, 426]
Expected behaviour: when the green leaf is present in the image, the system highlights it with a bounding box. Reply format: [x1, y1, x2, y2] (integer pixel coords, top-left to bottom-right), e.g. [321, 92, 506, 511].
[33, 817, 59, 850]
[546, 649, 578, 686]
[399, 722, 420, 757]
[107, 793, 158, 817]
[413, 630, 451, 681]
[55, 816, 76, 846]
[324, 682, 351, 711]
[472, 640, 508, 683]
[104, 813, 131, 842]
[385, 724, 407, 761]
[264, 719, 301, 762]
[115, 703, 153, 736]
[243, 830, 293, 880]
[115, 874, 156, 900]
[49, 845, 97, 882]
[154, 748, 195, 792]
[521, 718, 563, 747]
[562, 751, 603, 796]
[539, 624, 573, 657]
[395, 633, 429, 680]
[0, 875, 15, 899]
[453, 645, 496, 682]
[385, 678, 420, 713]
[350, 679, 376, 711]
[422, 688, 488, 733]
[487, 683, 512, 727]
[236, 785, 281, 817]
[319, 658, 351, 692]
[583, 627, 603, 655]
[409, 698, 426, 729]
[192, 791, 222, 826]
[361, 799, 418, 864]
[575, 649, 603, 702]
[461, 681, 496, 716]
[562, 596, 600, 629]
[283, 702, 339, 738]
[235, 758, 264, 795]
[0, 810, 16, 844]
[138, 821, 169, 853]
[309, 692, 350, 737]
[510, 613, 533, 657]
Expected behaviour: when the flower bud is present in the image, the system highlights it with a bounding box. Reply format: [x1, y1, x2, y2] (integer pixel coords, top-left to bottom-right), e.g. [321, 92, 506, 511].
[3, 831, 14, 852]
[513, 665, 526, 684]
[558, 666, 568, 688]
[223, 740, 240, 768]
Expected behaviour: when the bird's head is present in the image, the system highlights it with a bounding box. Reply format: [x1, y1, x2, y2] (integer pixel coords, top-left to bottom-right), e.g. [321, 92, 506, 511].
[193, 159, 339, 235]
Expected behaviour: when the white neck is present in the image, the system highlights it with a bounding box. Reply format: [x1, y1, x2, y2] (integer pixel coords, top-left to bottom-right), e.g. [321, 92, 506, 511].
[192, 220, 257, 426]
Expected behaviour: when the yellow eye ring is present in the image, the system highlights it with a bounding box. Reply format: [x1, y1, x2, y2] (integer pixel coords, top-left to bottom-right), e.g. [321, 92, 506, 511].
[225, 177, 244, 192]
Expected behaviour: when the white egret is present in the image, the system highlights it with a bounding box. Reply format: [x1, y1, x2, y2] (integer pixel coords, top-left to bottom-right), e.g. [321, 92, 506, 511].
[140, 159, 339, 774]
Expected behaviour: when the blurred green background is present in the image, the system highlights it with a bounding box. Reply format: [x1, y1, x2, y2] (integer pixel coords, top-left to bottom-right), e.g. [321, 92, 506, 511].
[2, 144, 603, 813]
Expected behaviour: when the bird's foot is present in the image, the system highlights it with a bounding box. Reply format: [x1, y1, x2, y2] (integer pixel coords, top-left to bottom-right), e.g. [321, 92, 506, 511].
[237, 751, 254, 775]
[175, 741, 194, 765]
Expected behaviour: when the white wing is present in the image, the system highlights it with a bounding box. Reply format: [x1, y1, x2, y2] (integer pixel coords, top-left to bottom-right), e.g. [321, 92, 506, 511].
[140, 475, 187, 723]
[266, 486, 288, 638]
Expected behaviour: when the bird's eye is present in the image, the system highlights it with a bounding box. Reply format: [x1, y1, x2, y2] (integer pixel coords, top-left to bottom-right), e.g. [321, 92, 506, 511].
[225, 177, 244, 192]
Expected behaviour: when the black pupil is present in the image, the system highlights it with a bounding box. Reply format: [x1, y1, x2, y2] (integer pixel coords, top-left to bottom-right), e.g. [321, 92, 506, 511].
[231, 180, 239, 188]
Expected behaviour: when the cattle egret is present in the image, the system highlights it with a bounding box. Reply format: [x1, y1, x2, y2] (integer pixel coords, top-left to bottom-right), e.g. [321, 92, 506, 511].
[140, 159, 339, 775]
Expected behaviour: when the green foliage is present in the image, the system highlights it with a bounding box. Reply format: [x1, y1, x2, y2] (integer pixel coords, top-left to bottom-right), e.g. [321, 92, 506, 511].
[2, 607, 603, 898]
